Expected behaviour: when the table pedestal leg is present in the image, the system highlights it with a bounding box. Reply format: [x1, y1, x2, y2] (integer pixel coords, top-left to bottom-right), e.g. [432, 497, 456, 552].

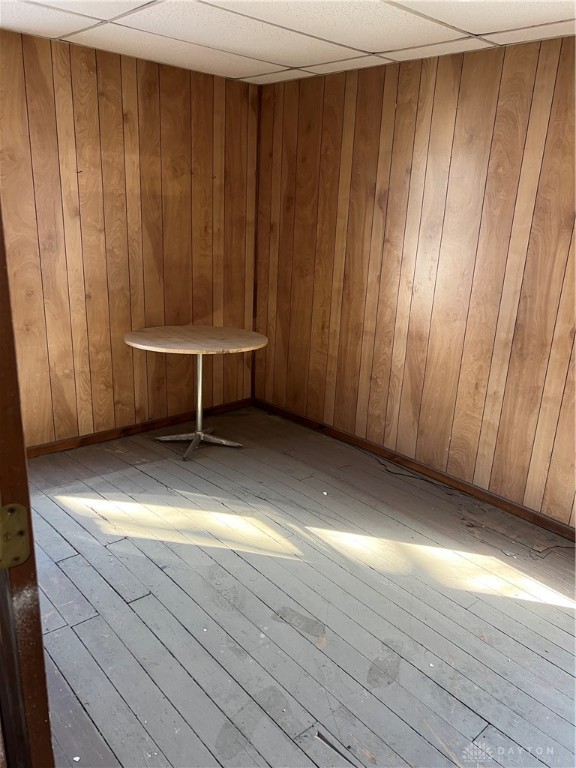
[154, 353, 242, 459]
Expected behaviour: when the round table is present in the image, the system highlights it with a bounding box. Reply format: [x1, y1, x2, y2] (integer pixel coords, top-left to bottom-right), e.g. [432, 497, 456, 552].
[124, 325, 268, 459]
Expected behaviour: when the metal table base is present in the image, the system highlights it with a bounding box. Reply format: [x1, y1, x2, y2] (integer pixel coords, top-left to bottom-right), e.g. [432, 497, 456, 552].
[154, 354, 242, 460]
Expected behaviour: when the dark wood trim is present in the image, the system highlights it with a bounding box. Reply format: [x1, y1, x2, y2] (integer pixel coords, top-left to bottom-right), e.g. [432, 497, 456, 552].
[0, 207, 54, 767]
[254, 399, 575, 542]
[27, 398, 254, 458]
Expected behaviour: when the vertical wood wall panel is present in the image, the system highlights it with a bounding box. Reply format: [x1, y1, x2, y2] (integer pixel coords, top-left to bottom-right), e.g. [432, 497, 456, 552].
[70, 44, 115, 433]
[52, 41, 94, 436]
[191, 72, 215, 407]
[23, 36, 78, 440]
[286, 77, 324, 415]
[307, 73, 346, 423]
[256, 38, 575, 525]
[0, 31, 257, 447]
[160, 63, 192, 416]
[334, 66, 385, 435]
[0, 31, 55, 445]
[416, 48, 504, 470]
[490, 37, 575, 503]
[447, 43, 539, 482]
[396, 54, 462, 458]
[366, 61, 421, 445]
[97, 51, 136, 429]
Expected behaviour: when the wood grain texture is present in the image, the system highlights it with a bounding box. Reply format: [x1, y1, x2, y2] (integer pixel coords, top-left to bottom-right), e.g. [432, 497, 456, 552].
[159, 63, 192, 416]
[447, 43, 539, 482]
[490, 37, 575, 504]
[23, 36, 78, 441]
[473, 39, 563, 490]
[366, 61, 421, 445]
[416, 48, 504, 470]
[1, 32, 257, 447]
[0, 31, 55, 446]
[334, 66, 385, 435]
[256, 39, 575, 525]
[97, 51, 136, 429]
[286, 77, 324, 415]
[541, 342, 575, 523]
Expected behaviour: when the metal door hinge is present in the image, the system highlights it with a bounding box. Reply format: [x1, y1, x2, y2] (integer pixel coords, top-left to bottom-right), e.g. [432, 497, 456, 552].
[0, 503, 30, 570]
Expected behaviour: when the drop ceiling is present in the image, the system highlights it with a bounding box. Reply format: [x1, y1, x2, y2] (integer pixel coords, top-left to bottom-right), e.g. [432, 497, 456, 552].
[0, 0, 574, 83]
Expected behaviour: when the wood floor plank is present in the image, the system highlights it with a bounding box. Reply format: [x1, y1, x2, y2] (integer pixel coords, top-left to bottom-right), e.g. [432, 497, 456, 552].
[169, 448, 574, 728]
[35, 548, 97, 627]
[111, 537, 406, 768]
[134, 594, 316, 767]
[33, 489, 149, 602]
[32, 510, 77, 563]
[76, 615, 226, 768]
[39, 588, 67, 634]
[28, 410, 574, 768]
[61, 554, 266, 767]
[45, 653, 119, 767]
[45, 625, 169, 767]
[133, 438, 572, 720]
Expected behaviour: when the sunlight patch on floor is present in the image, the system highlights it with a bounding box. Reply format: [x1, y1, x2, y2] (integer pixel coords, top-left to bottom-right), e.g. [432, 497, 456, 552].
[54, 495, 302, 559]
[308, 527, 576, 609]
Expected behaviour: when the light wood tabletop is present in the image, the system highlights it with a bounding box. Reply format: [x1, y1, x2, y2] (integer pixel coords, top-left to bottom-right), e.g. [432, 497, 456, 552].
[124, 325, 268, 355]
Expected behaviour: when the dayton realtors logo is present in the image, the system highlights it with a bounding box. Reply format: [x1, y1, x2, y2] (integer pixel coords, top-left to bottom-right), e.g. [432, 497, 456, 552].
[462, 743, 494, 764]
[463, 741, 556, 765]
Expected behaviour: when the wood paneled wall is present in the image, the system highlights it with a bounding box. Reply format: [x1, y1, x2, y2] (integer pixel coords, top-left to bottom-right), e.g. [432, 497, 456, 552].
[0, 31, 257, 447]
[255, 37, 575, 525]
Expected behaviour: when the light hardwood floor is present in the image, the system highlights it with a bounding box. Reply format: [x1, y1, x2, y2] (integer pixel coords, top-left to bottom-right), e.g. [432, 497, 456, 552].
[29, 408, 575, 768]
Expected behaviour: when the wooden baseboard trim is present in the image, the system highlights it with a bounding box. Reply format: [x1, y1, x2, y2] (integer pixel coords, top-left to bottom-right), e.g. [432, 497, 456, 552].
[26, 398, 254, 458]
[254, 399, 575, 542]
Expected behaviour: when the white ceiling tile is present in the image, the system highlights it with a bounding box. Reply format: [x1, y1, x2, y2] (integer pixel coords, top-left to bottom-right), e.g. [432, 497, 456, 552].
[483, 20, 575, 44]
[117, 0, 357, 67]
[0, 0, 97, 37]
[203, 0, 462, 52]
[304, 55, 390, 74]
[28, 0, 154, 21]
[393, 1, 575, 35]
[65, 23, 285, 77]
[241, 69, 315, 84]
[383, 36, 493, 60]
